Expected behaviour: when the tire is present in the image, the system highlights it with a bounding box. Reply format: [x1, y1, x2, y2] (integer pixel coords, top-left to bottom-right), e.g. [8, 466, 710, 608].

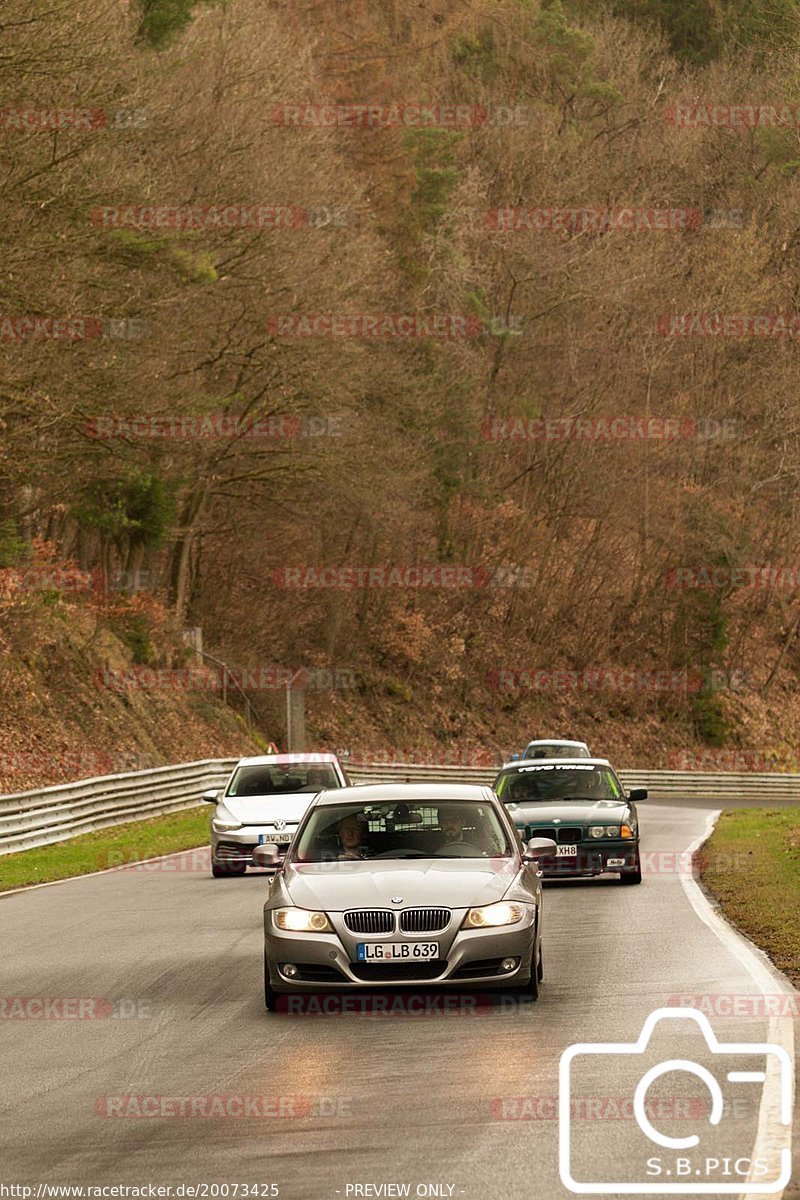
[211, 857, 246, 878]
[514, 918, 540, 1000]
[264, 953, 278, 1012]
[619, 851, 642, 885]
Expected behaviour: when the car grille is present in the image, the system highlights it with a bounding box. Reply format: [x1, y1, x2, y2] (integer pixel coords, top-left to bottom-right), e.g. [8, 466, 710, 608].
[531, 826, 583, 845]
[350, 961, 447, 982]
[343, 910, 395, 935]
[399, 908, 450, 933]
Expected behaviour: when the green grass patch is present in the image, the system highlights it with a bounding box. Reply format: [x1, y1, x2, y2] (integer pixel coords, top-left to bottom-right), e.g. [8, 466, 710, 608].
[0, 806, 210, 893]
[700, 807, 800, 986]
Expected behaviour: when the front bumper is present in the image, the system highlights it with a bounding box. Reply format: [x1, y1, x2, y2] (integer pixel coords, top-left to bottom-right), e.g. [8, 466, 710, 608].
[536, 842, 639, 877]
[264, 907, 537, 992]
[211, 825, 295, 868]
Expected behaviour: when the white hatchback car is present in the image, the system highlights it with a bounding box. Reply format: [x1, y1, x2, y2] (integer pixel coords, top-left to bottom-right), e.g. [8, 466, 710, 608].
[205, 752, 348, 877]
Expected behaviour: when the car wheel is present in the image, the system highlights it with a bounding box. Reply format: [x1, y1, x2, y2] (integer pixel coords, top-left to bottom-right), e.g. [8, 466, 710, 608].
[264, 953, 278, 1012]
[619, 853, 642, 885]
[211, 857, 246, 878]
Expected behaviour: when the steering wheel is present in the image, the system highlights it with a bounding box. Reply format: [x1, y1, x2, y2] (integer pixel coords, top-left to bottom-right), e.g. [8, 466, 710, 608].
[438, 841, 484, 856]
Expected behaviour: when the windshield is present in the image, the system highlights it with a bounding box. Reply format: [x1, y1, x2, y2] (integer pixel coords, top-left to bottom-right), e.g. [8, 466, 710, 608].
[522, 742, 589, 759]
[226, 762, 340, 797]
[496, 763, 622, 803]
[293, 800, 514, 862]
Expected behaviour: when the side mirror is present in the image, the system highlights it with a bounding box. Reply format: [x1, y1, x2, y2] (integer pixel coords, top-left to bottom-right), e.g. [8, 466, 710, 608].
[253, 843, 282, 868]
[202, 789, 219, 803]
[524, 836, 557, 860]
[628, 788, 648, 802]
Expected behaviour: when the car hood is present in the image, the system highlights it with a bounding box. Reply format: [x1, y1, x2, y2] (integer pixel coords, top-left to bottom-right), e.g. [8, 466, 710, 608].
[221, 795, 314, 826]
[504, 799, 629, 825]
[282, 858, 520, 911]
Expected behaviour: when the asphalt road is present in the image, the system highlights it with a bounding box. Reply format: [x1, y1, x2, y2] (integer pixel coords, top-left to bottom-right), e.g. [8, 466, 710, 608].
[1, 800, 798, 1199]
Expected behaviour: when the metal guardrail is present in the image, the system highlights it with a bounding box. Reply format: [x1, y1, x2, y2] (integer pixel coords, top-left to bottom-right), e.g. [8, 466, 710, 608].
[2, 757, 799, 858]
[0, 759, 237, 856]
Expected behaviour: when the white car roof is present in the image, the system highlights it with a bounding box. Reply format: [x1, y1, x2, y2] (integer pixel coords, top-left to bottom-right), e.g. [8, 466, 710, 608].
[313, 782, 494, 806]
[232, 752, 340, 766]
[499, 756, 612, 771]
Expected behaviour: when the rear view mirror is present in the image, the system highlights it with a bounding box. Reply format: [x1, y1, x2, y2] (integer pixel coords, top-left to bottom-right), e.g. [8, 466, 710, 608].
[510, 753, 520, 761]
[628, 788, 648, 802]
[253, 844, 282, 868]
[524, 837, 557, 860]
[202, 789, 219, 803]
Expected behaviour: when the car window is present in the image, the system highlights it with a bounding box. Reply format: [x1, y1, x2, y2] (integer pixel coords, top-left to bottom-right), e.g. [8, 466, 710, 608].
[496, 764, 622, 802]
[293, 800, 514, 861]
[227, 763, 340, 796]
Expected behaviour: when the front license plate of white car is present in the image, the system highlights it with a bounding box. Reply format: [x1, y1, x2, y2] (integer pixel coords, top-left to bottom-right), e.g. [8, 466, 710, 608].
[356, 942, 438, 962]
[259, 833, 291, 845]
[556, 845, 578, 857]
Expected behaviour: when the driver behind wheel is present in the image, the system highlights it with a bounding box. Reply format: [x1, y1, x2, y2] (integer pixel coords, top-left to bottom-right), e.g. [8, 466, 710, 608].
[337, 813, 370, 860]
[435, 807, 496, 854]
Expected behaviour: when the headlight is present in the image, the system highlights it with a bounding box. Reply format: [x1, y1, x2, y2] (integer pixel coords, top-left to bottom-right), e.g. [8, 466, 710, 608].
[462, 901, 526, 929]
[212, 808, 242, 832]
[273, 907, 333, 933]
[589, 826, 607, 838]
[590, 825, 629, 838]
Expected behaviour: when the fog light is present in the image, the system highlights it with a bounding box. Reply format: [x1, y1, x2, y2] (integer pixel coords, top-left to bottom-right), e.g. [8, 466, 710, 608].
[282, 964, 298, 978]
[501, 957, 517, 973]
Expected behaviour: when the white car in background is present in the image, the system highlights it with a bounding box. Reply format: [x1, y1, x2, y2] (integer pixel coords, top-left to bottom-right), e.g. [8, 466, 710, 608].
[205, 752, 349, 877]
[510, 739, 591, 762]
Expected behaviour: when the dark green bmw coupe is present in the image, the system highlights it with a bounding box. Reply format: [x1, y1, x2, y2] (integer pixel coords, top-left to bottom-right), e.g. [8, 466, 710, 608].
[492, 757, 646, 884]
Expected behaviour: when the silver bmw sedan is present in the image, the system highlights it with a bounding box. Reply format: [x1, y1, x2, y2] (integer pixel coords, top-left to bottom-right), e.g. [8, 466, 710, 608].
[258, 782, 556, 1011]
